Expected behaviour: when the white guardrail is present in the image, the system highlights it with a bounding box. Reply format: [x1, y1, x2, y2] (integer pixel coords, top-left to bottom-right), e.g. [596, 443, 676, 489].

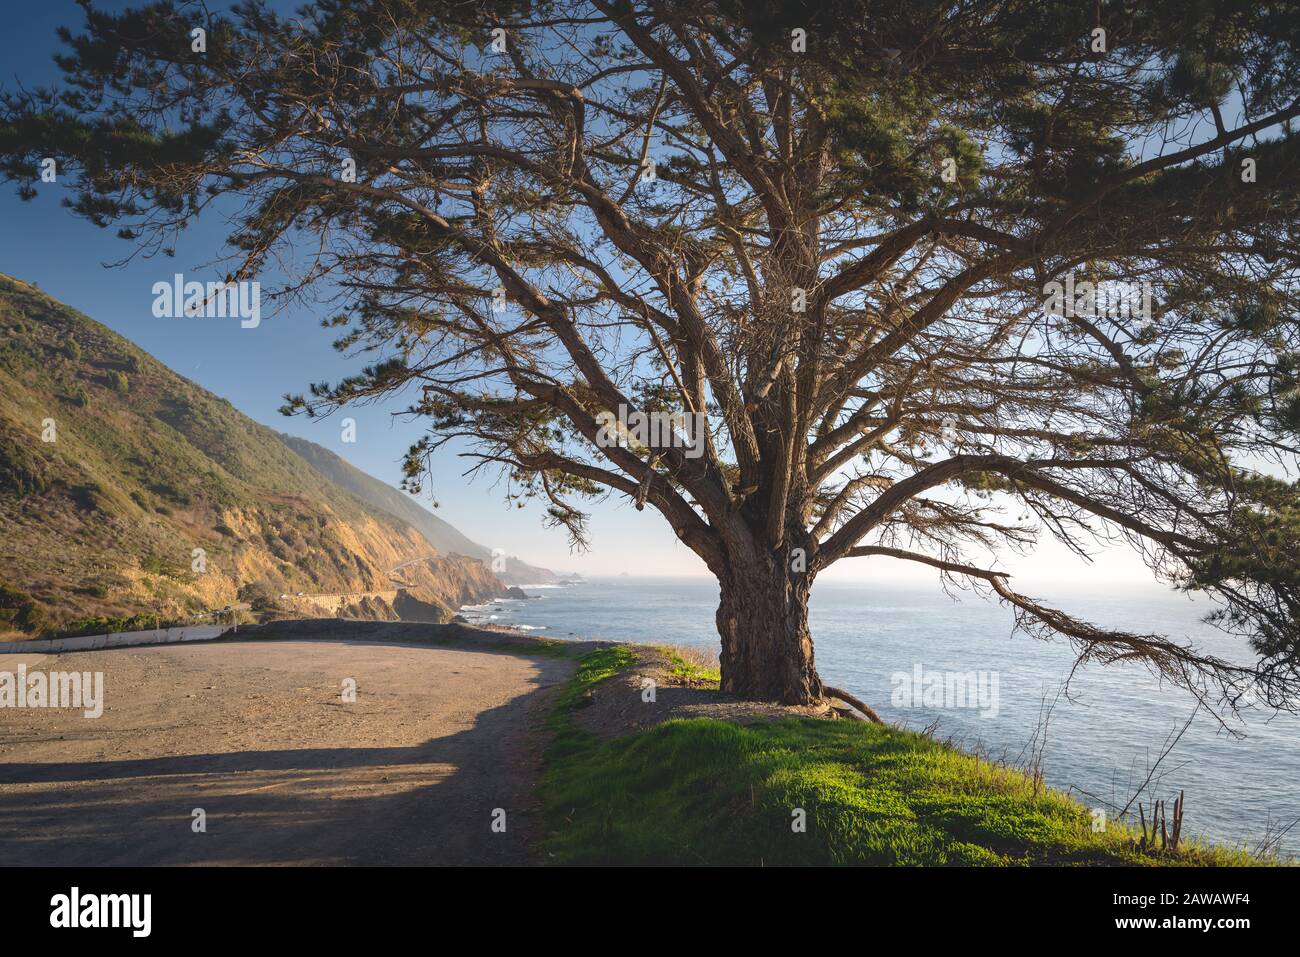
[0, 624, 233, 655]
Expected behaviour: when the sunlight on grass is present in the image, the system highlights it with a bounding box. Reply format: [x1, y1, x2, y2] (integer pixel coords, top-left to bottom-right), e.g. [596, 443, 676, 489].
[542, 650, 1262, 867]
[652, 643, 721, 685]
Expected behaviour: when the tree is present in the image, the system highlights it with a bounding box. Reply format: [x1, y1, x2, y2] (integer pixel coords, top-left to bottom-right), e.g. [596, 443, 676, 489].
[3, 0, 1300, 709]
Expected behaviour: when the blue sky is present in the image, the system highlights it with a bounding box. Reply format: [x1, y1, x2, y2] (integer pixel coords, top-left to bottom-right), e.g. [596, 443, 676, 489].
[0, 1, 1161, 586]
[0, 0, 726, 579]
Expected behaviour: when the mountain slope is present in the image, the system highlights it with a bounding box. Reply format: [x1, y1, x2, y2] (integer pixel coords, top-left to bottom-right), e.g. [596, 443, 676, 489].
[278, 434, 571, 585]
[0, 274, 501, 637]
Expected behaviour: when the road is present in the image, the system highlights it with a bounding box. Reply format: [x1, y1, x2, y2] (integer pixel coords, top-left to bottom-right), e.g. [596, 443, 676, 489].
[0, 636, 573, 865]
[278, 590, 400, 614]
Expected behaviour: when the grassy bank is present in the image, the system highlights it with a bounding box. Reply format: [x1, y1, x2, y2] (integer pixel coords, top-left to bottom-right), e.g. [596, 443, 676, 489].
[541, 647, 1256, 866]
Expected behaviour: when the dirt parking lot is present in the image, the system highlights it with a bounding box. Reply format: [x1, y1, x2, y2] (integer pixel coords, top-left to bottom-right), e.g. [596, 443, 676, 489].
[0, 637, 573, 865]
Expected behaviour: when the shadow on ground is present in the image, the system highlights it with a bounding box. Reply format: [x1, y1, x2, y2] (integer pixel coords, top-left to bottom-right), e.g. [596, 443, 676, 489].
[0, 634, 574, 865]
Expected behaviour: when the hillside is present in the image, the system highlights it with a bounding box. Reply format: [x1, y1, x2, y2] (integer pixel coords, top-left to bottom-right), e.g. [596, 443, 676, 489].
[277, 434, 569, 586]
[0, 275, 502, 637]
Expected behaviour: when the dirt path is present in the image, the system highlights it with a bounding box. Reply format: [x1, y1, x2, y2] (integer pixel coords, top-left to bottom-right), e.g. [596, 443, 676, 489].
[0, 637, 574, 865]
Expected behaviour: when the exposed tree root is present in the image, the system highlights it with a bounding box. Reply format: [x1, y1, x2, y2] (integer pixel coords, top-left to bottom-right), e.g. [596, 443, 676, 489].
[822, 685, 885, 724]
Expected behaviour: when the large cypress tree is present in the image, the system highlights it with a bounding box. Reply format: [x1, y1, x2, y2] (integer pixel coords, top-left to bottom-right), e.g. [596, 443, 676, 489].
[4, 0, 1300, 708]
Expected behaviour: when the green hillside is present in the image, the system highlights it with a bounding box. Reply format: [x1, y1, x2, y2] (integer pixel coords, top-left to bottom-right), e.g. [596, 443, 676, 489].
[0, 274, 499, 637]
[279, 433, 489, 559]
[279, 433, 570, 585]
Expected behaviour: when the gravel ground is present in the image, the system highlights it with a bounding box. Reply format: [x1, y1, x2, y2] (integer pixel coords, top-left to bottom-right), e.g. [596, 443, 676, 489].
[0, 635, 573, 865]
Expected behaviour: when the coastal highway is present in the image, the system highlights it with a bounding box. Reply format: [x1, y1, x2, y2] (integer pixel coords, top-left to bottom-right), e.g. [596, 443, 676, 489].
[0, 636, 573, 865]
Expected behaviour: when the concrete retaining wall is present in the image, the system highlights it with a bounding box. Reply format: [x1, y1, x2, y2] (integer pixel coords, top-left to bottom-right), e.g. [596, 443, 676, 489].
[0, 624, 232, 655]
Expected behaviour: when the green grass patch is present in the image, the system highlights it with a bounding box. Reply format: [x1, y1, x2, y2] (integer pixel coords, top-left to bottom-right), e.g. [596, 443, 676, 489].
[653, 644, 721, 685]
[553, 645, 638, 714]
[541, 650, 1259, 866]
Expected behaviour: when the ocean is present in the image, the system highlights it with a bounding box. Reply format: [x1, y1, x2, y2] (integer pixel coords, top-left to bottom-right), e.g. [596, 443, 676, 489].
[461, 576, 1300, 853]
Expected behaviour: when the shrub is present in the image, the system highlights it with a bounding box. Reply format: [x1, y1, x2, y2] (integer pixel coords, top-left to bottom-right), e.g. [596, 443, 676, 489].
[141, 554, 184, 579]
[0, 583, 47, 634]
[54, 613, 179, 639]
[149, 480, 191, 505]
[0, 436, 53, 495]
[70, 482, 107, 512]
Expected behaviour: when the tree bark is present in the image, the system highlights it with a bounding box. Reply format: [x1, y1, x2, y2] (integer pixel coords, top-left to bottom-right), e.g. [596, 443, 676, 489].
[715, 557, 823, 704]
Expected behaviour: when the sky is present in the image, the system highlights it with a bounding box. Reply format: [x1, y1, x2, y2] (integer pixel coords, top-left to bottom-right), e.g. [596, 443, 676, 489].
[0, 1, 1163, 587]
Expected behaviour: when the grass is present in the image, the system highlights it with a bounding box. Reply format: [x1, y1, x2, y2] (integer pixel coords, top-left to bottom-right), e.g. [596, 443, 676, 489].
[541, 648, 1260, 866]
[654, 643, 721, 684]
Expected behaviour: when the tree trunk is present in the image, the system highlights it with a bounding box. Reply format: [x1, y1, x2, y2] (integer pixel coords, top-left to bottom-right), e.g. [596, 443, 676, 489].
[715, 557, 823, 705]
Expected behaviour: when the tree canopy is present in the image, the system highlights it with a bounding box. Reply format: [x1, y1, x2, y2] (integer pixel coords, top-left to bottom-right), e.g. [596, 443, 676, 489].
[4, 0, 1300, 707]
